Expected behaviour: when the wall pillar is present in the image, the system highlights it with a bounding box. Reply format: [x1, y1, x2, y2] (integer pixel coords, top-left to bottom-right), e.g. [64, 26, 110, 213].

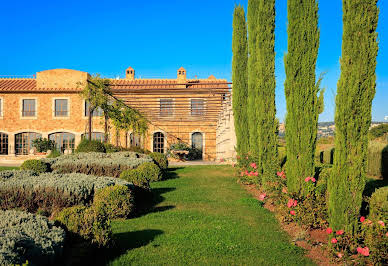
[8, 133, 15, 156]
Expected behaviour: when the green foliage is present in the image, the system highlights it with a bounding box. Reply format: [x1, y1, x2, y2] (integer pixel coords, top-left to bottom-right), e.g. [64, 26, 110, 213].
[119, 169, 150, 190]
[319, 147, 335, 164]
[149, 152, 168, 170]
[75, 138, 106, 153]
[55, 205, 112, 247]
[20, 159, 48, 173]
[369, 124, 388, 139]
[0, 210, 65, 266]
[104, 143, 121, 153]
[232, 5, 249, 155]
[47, 149, 61, 158]
[367, 141, 388, 178]
[93, 185, 135, 219]
[369, 187, 388, 222]
[168, 142, 201, 160]
[255, 0, 278, 187]
[359, 220, 388, 265]
[32, 138, 55, 153]
[138, 162, 162, 182]
[284, 0, 322, 196]
[49, 152, 153, 177]
[328, 0, 379, 232]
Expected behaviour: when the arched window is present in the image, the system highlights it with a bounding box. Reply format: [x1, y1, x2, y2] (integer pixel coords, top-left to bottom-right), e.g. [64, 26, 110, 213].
[82, 132, 104, 142]
[153, 132, 165, 153]
[0, 133, 8, 155]
[191, 132, 203, 159]
[15, 132, 42, 155]
[49, 132, 75, 153]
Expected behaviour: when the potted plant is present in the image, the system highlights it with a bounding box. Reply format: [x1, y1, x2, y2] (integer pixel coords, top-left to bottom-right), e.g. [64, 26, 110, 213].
[32, 138, 55, 155]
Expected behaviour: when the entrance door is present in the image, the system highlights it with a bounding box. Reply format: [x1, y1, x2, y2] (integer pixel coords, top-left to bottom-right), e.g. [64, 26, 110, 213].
[191, 132, 203, 159]
[153, 132, 165, 153]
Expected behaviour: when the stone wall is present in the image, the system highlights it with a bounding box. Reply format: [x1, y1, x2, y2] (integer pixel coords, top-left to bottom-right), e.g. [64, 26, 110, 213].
[216, 95, 236, 161]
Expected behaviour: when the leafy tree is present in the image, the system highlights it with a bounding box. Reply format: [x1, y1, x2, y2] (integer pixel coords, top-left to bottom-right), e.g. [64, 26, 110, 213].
[328, 0, 379, 233]
[284, 0, 324, 195]
[232, 5, 249, 155]
[255, 0, 278, 186]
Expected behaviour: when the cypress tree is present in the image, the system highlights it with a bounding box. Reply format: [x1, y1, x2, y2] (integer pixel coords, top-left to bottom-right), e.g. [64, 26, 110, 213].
[328, 0, 379, 232]
[255, 0, 278, 184]
[284, 0, 323, 195]
[232, 6, 249, 155]
[247, 0, 259, 156]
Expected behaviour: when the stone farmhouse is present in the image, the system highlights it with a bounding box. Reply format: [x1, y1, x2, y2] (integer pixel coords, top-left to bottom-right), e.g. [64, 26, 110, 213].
[0, 67, 236, 161]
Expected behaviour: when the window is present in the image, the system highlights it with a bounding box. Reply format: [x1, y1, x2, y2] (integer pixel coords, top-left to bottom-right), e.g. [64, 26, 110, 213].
[191, 132, 203, 160]
[82, 132, 105, 142]
[84, 101, 103, 117]
[153, 132, 165, 153]
[0, 99, 2, 117]
[22, 99, 36, 117]
[54, 99, 68, 117]
[129, 133, 142, 148]
[160, 99, 173, 117]
[49, 132, 75, 153]
[0, 133, 8, 155]
[15, 132, 42, 155]
[191, 99, 205, 116]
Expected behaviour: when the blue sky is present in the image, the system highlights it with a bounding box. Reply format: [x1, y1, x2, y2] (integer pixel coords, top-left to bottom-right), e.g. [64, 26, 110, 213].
[1, 0, 386, 122]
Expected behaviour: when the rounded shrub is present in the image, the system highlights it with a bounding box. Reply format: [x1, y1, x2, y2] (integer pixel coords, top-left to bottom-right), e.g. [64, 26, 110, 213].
[75, 139, 105, 153]
[104, 143, 120, 153]
[138, 162, 162, 182]
[55, 205, 112, 247]
[20, 159, 48, 173]
[93, 185, 134, 219]
[120, 169, 150, 190]
[149, 152, 168, 169]
[369, 187, 388, 222]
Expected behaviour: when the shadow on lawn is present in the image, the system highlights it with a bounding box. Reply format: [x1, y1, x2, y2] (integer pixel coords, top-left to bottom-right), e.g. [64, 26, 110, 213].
[163, 167, 183, 180]
[98, 229, 164, 265]
[134, 187, 176, 218]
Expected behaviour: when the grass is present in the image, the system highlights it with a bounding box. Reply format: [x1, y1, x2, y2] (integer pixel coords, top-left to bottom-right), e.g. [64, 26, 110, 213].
[106, 166, 313, 265]
[0, 166, 18, 171]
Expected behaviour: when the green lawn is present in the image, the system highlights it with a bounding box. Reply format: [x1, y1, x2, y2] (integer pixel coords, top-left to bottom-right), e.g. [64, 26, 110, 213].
[0, 166, 18, 171]
[107, 166, 313, 266]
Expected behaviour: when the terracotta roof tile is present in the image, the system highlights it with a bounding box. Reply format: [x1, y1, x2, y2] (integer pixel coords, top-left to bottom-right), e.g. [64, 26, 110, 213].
[0, 79, 36, 92]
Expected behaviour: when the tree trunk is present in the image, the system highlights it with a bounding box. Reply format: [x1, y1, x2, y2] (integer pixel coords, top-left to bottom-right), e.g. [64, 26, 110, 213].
[104, 113, 109, 143]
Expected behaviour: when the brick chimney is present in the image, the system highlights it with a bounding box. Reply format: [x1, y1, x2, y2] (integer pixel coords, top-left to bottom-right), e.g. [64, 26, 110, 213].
[177, 67, 186, 84]
[125, 67, 135, 81]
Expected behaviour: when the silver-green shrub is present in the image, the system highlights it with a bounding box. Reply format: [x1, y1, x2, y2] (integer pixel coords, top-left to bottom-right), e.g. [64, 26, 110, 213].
[0, 210, 65, 266]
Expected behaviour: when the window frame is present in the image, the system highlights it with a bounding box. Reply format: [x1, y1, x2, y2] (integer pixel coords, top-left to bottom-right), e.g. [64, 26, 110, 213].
[52, 97, 70, 119]
[159, 98, 174, 117]
[20, 98, 38, 119]
[83, 100, 104, 118]
[190, 98, 205, 116]
[0, 97, 3, 119]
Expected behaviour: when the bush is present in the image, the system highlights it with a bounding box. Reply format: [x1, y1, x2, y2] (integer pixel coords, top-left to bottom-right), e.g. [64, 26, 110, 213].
[367, 141, 388, 178]
[47, 149, 61, 158]
[120, 169, 150, 190]
[369, 187, 388, 222]
[32, 138, 55, 153]
[360, 220, 388, 265]
[0, 210, 65, 266]
[319, 147, 335, 164]
[55, 205, 112, 247]
[369, 124, 388, 139]
[168, 142, 201, 160]
[138, 162, 162, 182]
[75, 139, 106, 153]
[49, 152, 153, 178]
[0, 171, 131, 214]
[93, 185, 134, 219]
[149, 152, 168, 170]
[104, 143, 120, 153]
[20, 159, 48, 173]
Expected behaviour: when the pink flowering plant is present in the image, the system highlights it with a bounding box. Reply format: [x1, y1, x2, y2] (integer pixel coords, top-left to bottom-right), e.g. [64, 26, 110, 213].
[236, 153, 260, 185]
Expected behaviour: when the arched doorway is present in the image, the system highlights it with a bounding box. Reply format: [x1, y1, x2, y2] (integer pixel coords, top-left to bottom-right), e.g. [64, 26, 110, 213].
[0, 133, 8, 155]
[191, 132, 203, 159]
[15, 132, 42, 155]
[49, 132, 75, 153]
[153, 132, 165, 153]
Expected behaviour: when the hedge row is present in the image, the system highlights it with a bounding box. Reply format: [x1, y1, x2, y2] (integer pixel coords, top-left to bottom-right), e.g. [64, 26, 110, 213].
[44, 152, 153, 177]
[0, 210, 65, 266]
[0, 170, 132, 213]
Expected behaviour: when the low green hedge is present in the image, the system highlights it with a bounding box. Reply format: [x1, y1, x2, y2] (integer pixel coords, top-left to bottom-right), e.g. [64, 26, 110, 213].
[93, 185, 134, 219]
[149, 152, 168, 170]
[20, 159, 49, 173]
[75, 139, 106, 153]
[120, 168, 150, 190]
[319, 148, 335, 164]
[138, 162, 162, 182]
[0, 210, 65, 266]
[0, 171, 132, 214]
[369, 186, 388, 222]
[55, 205, 111, 247]
[45, 152, 153, 178]
[367, 141, 388, 178]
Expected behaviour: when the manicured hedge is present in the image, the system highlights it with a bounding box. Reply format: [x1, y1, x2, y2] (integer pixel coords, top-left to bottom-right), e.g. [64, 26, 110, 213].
[149, 152, 168, 170]
[369, 186, 388, 222]
[75, 139, 106, 153]
[138, 162, 162, 182]
[0, 171, 132, 213]
[45, 152, 153, 178]
[367, 141, 388, 178]
[319, 147, 334, 165]
[20, 159, 49, 173]
[0, 210, 65, 266]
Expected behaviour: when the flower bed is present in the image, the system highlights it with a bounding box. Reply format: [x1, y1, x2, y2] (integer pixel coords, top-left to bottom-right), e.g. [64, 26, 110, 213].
[0, 210, 65, 266]
[0, 170, 132, 214]
[43, 152, 153, 177]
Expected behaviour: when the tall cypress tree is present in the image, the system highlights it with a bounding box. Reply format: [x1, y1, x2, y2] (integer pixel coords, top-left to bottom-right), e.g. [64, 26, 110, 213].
[284, 0, 323, 195]
[328, 0, 379, 232]
[255, 0, 278, 184]
[232, 6, 249, 155]
[247, 0, 259, 156]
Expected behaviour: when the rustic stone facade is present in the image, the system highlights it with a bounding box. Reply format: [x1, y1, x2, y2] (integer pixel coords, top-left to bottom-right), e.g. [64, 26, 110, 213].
[0, 68, 230, 160]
